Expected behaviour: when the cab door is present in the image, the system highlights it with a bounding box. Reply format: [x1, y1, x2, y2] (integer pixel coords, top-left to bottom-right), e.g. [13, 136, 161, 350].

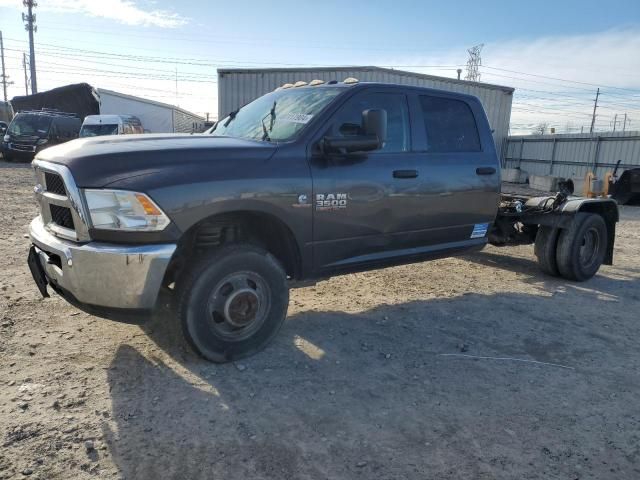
[309, 89, 425, 272]
[409, 93, 501, 244]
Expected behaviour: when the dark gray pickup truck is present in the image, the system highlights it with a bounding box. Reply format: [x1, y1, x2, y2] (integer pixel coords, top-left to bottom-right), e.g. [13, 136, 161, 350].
[27, 79, 619, 362]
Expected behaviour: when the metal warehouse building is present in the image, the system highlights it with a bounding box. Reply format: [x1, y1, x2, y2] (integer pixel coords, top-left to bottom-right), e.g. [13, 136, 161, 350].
[97, 89, 205, 134]
[217, 66, 514, 156]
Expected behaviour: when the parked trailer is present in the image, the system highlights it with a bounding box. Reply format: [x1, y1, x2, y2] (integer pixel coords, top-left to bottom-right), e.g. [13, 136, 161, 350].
[96, 89, 205, 133]
[10, 84, 205, 134]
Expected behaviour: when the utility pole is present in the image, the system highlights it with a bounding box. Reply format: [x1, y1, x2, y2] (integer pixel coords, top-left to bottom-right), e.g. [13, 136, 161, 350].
[612, 113, 618, 132]
[0, 31, 10, 101]
[22, 53, 29, 95]
[465, 44, 483, 82]
[589, 88, 600, 134]
[623, 113, 628, 132]
[22, 0, 37, 94]
[175, 66, 178, 106]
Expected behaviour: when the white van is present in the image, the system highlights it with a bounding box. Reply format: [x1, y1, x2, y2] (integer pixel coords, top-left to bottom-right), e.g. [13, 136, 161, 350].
[79, 114, 144, 138]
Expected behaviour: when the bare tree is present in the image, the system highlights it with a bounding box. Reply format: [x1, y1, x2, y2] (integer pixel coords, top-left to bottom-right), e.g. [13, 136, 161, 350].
[532, 123, 548, 135]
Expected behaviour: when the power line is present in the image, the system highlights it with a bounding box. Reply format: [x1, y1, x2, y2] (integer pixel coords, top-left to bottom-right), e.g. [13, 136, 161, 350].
[482, 65, 640, 94]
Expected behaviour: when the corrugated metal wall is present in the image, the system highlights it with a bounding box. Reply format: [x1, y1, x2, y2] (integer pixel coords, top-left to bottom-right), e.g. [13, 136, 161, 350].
[217, 67, 513, 157]
[172, 109, 205, 133]
[503, 131, 640, 179]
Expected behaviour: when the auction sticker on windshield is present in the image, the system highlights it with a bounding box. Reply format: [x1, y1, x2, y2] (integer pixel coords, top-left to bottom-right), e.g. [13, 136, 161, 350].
[280, 113, 314, 124]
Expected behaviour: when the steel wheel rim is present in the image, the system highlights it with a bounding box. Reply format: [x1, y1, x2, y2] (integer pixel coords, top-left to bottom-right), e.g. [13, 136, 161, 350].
[207, 271, 270, 341]
[579, 227, 600, 269]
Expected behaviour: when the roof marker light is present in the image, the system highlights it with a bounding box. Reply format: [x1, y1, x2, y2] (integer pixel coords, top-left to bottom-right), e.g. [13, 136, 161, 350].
[343, 77, 359, 84]
[281, 83, 294, 89]
[294, 81, 308, 87]
[309, 79, 325, 86]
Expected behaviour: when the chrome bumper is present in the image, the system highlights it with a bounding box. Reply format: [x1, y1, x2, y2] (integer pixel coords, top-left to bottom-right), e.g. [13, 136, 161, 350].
[29, 216, 176, 309]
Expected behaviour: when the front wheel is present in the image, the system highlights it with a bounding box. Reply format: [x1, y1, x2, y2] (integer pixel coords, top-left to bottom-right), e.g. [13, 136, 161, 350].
[177, 244, 289, 363]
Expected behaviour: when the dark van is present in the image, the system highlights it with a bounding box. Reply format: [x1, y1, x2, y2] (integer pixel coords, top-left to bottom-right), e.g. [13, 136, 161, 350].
[1, 110, 81, 162]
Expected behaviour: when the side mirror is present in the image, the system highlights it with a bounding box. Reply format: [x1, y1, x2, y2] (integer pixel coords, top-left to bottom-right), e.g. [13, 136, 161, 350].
[362, 109, 387, 145]
[322, 108, 387, 154]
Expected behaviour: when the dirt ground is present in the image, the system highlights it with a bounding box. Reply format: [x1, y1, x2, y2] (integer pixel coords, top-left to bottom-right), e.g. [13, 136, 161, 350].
[1, 160, 639, 480]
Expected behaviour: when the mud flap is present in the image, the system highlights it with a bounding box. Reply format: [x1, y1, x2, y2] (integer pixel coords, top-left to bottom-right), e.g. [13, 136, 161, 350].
[27, 246, 49, 298]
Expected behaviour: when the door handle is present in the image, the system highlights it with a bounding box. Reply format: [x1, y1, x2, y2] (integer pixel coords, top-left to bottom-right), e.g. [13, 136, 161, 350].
[476, 167, 496, 175]
[393, 169, 418, 179]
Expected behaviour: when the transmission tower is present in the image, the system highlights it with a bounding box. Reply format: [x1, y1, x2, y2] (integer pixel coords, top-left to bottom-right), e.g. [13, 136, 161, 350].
[22, 0, 37, 94]
[465, 44, 484, 82]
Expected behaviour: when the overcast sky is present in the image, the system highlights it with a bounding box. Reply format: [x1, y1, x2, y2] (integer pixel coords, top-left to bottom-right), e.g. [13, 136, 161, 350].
[1, 0, 639, 134]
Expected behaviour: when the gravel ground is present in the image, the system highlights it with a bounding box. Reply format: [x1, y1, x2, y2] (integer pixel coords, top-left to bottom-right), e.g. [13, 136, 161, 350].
[1, 160, 639, 479]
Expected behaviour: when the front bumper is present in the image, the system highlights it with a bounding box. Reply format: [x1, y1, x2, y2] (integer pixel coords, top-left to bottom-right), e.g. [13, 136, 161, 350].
[2, 142, 38, 160]
[29, 216, 176, 310]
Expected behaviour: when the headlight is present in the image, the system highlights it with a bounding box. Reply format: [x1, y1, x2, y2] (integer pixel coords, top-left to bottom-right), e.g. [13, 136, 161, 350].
[36, 138, 48, 145]
[3, 135, 9, 142]
[83, 189, 170, 231]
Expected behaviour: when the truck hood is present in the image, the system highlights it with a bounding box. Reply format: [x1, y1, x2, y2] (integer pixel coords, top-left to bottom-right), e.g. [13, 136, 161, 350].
[36, 134, 278, 188]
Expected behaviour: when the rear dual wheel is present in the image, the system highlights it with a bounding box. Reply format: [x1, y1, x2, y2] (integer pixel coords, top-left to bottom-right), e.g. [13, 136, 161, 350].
[535, 213, 607, 281]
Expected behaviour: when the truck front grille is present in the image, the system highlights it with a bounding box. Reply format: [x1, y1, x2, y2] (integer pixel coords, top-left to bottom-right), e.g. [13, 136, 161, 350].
[9, 143, 36, 152]
[50, 205, 75, 230]
[44, 172, 66, 196]
[33, 160, 90, 242]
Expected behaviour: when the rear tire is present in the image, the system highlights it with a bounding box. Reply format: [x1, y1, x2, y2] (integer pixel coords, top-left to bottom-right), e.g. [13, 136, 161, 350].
[534, 226, 560, 276]
[176, 244, 289, 363]
[556, 213, 607, 281]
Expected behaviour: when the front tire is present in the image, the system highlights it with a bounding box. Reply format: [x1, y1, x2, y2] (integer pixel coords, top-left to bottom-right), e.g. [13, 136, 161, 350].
[177, 244, 289, 363]
[556, 213, 607, 281]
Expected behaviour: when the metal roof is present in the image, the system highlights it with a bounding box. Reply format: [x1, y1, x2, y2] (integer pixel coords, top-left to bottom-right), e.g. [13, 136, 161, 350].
[217, 66, 514, 94]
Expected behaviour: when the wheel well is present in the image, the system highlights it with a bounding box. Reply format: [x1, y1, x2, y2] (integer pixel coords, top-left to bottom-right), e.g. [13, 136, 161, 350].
[577, 202, 618, 265]
[164, 211, 301, 286]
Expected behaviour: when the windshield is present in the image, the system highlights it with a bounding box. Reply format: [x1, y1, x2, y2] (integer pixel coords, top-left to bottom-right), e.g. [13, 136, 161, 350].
[211, 87, 344, 142]
[80, 124, 119, 137]
[8, 114, 52, 138]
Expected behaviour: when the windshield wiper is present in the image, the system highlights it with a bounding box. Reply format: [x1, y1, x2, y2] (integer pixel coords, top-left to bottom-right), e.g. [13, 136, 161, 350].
[223, 109, 238, 128]
[261, 101, 277, 141]
[261, 117, 270, 142]
[268, 101, 276, 131]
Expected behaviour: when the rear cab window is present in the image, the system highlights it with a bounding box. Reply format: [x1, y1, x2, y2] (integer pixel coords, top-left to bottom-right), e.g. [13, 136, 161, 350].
[418, 95, 481, 153]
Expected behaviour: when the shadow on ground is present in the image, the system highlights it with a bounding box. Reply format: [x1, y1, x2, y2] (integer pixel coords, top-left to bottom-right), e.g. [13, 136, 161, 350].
[102, 279, 640, 479]
[465, 250, 640, 298]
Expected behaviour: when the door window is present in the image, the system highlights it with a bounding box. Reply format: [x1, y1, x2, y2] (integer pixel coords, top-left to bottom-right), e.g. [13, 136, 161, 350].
[419, 96, 481, 153]
[331, 92, 410, 153]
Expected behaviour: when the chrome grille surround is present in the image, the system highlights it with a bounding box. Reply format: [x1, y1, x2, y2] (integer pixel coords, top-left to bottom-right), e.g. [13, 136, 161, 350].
[33, 159, 91, 242]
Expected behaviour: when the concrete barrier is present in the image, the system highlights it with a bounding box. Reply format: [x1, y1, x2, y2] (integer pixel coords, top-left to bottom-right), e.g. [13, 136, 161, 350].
[571, 177, 586, 196]
[529, 175, 562, 192]
[501, 168, 528, 183]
